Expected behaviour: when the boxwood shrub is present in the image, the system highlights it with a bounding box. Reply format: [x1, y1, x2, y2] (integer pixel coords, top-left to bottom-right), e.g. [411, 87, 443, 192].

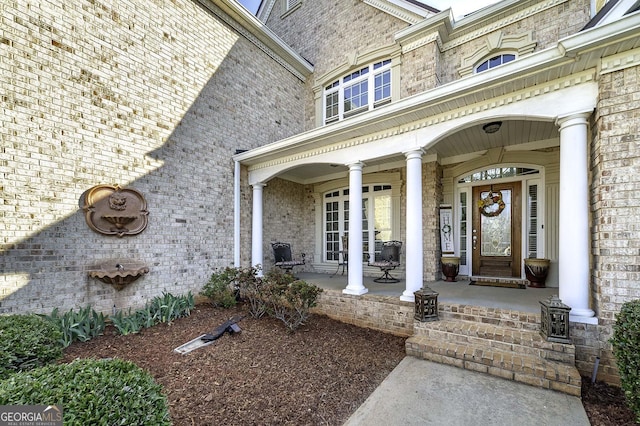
[0, 358, 170, 425]
[0, 314, 63, 380]
[611, 299, 640, 423]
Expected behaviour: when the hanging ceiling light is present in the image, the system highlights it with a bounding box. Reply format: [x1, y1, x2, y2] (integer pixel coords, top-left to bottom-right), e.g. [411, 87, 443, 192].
[482, 121, 502, 134]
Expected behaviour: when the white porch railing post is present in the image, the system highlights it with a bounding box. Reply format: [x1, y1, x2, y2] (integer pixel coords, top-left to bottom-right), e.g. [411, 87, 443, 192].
[344, 162, 368, 295]
[251, 183, 265, 277]
[401, 150, 424, 301]
[557, 112, 595, 322]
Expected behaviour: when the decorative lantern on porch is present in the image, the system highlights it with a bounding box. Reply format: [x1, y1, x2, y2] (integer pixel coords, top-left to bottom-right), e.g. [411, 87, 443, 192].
[539, 295, 571, 343]
[414, 285, 439, 322]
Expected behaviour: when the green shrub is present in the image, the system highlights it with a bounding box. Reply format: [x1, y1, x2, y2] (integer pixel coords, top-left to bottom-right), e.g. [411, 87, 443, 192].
[234, 266, 267, 318]
[0, 315, 63, 380]
[201, 267, 242, 308]
[611, 299, 640, 423]
[45, 306, 106, 348]
[0, 358, 170, 425]
[262, 270, 322, 331]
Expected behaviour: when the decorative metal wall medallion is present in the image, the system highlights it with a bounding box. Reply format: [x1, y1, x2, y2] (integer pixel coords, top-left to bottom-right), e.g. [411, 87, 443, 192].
[83, 184, 149, 237]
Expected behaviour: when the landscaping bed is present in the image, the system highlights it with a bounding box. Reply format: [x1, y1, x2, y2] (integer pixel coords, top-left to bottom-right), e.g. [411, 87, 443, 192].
[61, 304, 637, 425]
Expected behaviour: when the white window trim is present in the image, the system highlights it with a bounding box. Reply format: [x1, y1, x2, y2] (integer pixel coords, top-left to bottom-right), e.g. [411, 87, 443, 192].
[457, 31, 536, 77]
[474, 53, 516, 74]
[313, 173, 402, 267]
[313, 45, 402, 127]
[323, 60, 393, 124]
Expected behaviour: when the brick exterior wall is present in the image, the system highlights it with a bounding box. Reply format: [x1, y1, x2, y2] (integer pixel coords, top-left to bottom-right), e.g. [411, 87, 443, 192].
[262, 178, 315, 273]
[584, 64, 640, 385]
[400, 42, 441, 98]
[438, 0, 591, 85]
[592, 65, 640, 324]
[263, 0, 410, 131]
[0, 0, 305, 314]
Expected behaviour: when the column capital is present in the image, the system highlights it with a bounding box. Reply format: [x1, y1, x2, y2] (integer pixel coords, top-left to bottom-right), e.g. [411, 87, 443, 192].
[404, 149, 424, 160]
[346, 161, 364, 171]
[252, 182, 266, 189]
[555, 111, 592, 130]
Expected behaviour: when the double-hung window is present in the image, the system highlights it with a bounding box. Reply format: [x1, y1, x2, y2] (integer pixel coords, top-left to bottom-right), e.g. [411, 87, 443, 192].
[324, 60, 392, 124]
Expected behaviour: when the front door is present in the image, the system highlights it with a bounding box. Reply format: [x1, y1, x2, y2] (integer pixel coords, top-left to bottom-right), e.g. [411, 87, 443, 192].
[472, 183, 522, 277]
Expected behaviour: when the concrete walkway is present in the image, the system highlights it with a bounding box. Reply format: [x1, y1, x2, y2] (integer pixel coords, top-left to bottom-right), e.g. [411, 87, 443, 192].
[344, 356, 590, 426]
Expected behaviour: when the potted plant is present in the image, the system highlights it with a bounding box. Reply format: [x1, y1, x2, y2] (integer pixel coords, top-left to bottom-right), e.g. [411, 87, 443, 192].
[440, 256, 460, 282]
[524, 258, 550, 288]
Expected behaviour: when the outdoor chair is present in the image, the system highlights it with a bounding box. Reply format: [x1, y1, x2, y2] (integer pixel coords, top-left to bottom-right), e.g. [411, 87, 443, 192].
[331, 235, 349, 277]
[368, 240, 402, 283]
[272, 242, 305, 275]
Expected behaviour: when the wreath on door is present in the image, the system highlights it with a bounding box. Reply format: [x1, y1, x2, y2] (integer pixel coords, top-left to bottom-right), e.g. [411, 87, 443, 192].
[478, 190, 506, 217]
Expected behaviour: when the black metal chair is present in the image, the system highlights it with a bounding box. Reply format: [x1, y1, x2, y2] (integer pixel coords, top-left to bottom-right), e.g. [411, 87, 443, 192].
[368, 240, 402, 283]
[271, 242, 305, 275]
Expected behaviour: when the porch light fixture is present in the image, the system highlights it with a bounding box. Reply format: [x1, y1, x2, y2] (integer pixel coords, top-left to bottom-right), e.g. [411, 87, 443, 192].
[482, 121, 502, 134]
[414, 285, 439, 322]
[540, 295, 571, 343]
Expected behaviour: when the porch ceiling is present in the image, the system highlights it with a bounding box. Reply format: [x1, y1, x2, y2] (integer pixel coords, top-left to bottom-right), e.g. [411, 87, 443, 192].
[277, 119, 559, 183]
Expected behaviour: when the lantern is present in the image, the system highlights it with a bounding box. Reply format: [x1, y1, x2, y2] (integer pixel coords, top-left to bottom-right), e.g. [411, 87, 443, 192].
[414, 286, 439, 322]
[540, 295, 571, 343]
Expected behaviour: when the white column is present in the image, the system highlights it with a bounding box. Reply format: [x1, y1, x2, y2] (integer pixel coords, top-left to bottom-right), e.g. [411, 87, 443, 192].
[251, 183, 265, 277]
[557, 112, 595, 321]
[401, 150, 424, 302]
[234, 160, 241, 268]
[343, 162, 368, 295]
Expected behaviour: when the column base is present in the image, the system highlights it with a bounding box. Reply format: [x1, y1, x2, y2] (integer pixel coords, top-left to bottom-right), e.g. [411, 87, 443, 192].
[343, 287, 368, 296]
[400, 293, 415, 302]
[570, 311, 598, 325]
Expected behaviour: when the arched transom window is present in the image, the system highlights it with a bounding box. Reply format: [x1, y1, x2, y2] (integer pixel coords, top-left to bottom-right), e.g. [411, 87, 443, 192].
[475, 53, 516, 73]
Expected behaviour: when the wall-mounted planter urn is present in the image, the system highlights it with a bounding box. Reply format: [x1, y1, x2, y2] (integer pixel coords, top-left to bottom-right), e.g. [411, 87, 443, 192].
[83, 184, 149, 237]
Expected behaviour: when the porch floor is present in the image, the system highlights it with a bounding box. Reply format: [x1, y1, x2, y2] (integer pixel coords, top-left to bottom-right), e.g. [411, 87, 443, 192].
[296, 272, 557, 314]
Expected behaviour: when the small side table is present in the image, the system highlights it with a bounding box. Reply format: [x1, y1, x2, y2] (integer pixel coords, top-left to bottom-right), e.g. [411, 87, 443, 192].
[330, 250, 348, 277]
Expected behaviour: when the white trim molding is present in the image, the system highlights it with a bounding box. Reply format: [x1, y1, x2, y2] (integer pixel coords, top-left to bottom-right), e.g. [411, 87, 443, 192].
[458, 31, 537, 77]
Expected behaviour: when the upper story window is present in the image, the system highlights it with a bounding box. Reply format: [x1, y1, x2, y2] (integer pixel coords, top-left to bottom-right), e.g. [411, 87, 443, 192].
[283, 0, 301, 16]
[324, 60, 392, 124]
[474, 53, 516, 73]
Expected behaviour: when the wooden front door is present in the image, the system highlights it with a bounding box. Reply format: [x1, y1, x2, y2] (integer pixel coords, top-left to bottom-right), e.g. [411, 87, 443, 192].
[472, 183, 522, 277]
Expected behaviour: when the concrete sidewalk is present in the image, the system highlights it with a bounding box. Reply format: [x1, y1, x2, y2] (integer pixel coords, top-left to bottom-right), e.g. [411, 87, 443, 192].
[344, 357, 590, 426]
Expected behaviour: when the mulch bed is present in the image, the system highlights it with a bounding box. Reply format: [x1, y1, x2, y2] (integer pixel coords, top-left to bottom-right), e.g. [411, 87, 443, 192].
[62, 304, 637, 425]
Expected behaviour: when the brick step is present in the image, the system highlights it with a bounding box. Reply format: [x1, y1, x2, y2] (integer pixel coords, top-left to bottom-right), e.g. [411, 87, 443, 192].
[406, 335, 582, 397]
[413, 320, 575, 364]
[437, 303, 541, 331]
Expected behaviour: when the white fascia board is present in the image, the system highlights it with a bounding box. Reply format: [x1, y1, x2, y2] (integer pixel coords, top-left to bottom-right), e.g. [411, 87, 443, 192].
[596, 0, 640, 26]
[559, 10, 640, 56]
[384, 0, 436, 16]
[394, 8, 453, 43]
[394, 0, 527, 43]
[451, 0, 523, 25]
[206, 0, 313, 77]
